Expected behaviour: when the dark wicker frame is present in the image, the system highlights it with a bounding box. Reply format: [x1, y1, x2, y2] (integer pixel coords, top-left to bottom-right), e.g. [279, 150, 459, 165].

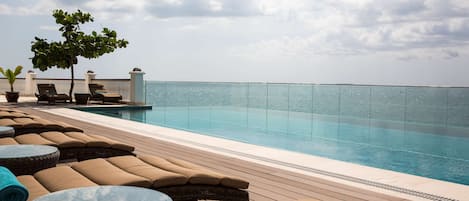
[35, 84, 70, 104]
[59, 147, 135, 161]
[0, 149, 60, 175]
[12, 127, 83, 136]
[88, 83, 122, 103]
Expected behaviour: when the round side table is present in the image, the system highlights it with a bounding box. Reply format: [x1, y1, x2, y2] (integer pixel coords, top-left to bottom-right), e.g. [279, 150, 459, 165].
[74, 93, 91, 105]
[0, 126, 15, 138]
[33, 186, 173, 201]
[0, 145, 60, 175]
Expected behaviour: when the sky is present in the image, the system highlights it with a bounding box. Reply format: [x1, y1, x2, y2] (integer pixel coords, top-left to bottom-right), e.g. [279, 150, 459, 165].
[1, 0, 469, 86]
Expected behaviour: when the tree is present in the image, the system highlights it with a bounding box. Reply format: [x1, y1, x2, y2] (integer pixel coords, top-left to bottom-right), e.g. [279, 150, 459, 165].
[31, 9, 128, 101]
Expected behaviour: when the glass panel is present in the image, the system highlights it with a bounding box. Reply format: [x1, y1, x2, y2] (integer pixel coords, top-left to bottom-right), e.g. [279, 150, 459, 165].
[339, 85, 370, 119]
[370, 86, 406, 121]
[267, 84, 289, 134]
[188, 82, 212, 107]
[165, 82, 190, 107]
[313, 85, 339, 116]
[288, 84, 312, 136]
[405, 87, 447, 126]
[312, 115, 339, 140]
[229, 83, 248, 107]
[447, 88, 469, 127]
[145, 82, 166, 107]
[247, 83, 267, 132]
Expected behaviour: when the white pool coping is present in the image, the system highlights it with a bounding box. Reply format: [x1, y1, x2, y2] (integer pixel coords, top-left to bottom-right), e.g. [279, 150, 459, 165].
[40, 107, 469, 201]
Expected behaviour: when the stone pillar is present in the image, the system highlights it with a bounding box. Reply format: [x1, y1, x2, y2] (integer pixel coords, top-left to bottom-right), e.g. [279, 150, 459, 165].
[24, 70, 37, 96]
[85, 70, 96, 93]
[129, 68, 145, 105]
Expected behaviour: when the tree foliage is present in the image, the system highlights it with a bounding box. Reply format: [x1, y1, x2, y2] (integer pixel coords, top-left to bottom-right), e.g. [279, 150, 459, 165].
[0, 65, 23, 92]
[31, 9, 128, 100]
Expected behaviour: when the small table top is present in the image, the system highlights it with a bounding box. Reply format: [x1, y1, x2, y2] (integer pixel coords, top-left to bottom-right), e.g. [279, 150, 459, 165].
[0, 126, 14, 132]
[33, 186, 173, 201]
[0, 126, 15, 137]
[0, 145, 58, 158]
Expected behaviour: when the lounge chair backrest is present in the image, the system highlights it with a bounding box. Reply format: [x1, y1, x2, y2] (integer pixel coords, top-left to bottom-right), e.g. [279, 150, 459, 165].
[88, 84, 106, 96]
[37, 84, 58, 96]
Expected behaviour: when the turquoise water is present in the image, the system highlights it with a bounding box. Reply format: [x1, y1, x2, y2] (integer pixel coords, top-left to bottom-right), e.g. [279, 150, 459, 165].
[79, 82, 469, 185]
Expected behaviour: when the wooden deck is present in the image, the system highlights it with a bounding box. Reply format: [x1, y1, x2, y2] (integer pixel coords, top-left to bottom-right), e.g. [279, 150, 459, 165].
[19, 107, 406, 201]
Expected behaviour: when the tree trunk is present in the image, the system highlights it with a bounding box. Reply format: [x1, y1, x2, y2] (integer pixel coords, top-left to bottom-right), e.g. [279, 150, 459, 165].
[69, 64, 75, 102]
[10, 84, 13, 92]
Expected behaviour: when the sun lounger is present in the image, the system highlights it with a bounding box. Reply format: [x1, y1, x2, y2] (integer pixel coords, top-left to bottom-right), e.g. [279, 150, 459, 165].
[0, 131, 134, 161]
[17, 155, 249, 201]
[88, 83, 122, 103]
[0, 117, 83, 135]
[35, 84, 70, 104]
[0, 111, 29, 119]
[0, 107, 24, 113]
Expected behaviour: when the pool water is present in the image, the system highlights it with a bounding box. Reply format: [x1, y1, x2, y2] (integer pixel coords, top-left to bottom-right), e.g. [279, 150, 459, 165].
[81, 106, 469, 185]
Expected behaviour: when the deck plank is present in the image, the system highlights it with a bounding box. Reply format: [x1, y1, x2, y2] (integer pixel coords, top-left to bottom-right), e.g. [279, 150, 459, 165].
[20, 107, 406, 201]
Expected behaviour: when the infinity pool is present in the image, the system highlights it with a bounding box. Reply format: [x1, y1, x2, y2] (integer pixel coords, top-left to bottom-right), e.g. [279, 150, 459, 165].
[79, 105, 469, 185]
[79, 81, 469, 185]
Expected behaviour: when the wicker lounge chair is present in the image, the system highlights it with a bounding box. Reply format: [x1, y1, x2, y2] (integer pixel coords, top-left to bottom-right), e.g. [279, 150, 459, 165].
[35, 84, 70, 104]
[0, 131, 135, 161]
[0, 110, 29, 119]
[0, 116, 83, 135]
[88, 83, 122, 103]
[17, 155, 249, 201]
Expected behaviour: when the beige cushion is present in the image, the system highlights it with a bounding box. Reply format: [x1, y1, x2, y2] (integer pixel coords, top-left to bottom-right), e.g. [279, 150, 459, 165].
[168, 158, 249, 189]
[40, 131, 85, 148]
[17, 175, 50, 201]
[15, 134, 56, 146]
[71, 158, 151, 187]
[54, 122, 83, 132]
[0, 108, 22, 112]
[88, 134, 134, 152]
[0, 111, 11, 117]
[0, 137, 19, 145]
[64, 132, 110, 147]
[0, 111, 27, 118]
[0, 119, 21, 128]
[107, 156, 188, 188]
[139, 155, 221, 185]
[13, 118, 43, 128]
[102, 93, 122, 98]
[34, 166, 97, 192]
[31, 118, 64, 130]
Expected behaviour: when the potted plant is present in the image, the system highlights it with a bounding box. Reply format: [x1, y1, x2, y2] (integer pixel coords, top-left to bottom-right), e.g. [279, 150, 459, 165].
[0, 65, 23, 102]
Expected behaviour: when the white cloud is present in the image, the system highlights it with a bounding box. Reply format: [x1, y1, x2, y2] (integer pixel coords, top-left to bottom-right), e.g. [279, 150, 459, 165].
[0, 0, 57, 16]
[208, 0, 223, 12]
[1, 0, 469, 60]
[0, 4, 12, 15]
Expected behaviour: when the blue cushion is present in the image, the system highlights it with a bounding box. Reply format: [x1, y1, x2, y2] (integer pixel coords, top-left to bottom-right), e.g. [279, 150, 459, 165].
[0, 166, 28, 201]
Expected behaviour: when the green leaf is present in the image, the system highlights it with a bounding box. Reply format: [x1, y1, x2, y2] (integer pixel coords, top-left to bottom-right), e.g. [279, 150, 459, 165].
[30, 9, 129, 96]
[14, 65, 23, 76]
